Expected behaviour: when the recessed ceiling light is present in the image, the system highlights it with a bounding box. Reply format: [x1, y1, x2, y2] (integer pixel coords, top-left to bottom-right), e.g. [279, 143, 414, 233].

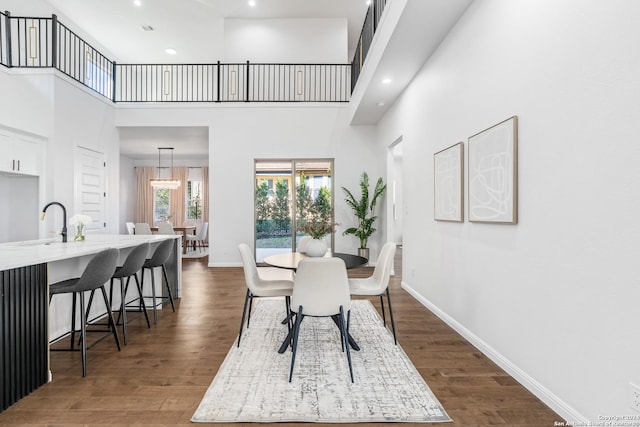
[366, 0, 371, 5]
[382, 78, 392, 84]
[165, 48, 177, 55]
[377, 101, 385, 107]
[133, 0, 142, 6]
[248, 0, 256, 6]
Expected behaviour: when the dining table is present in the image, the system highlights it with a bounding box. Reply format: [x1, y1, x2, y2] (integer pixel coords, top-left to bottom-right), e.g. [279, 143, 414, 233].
[149, 225, 196, 254]
[263, 251, 368, 354]
[263, 251, 368, 271]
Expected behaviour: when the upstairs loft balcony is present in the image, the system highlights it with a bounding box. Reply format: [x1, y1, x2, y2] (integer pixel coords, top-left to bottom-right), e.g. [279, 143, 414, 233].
[0, 11, 352, 103]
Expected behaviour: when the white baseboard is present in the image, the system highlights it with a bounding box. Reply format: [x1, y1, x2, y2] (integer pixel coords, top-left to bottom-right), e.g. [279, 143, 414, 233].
[400, 281, 586, 424]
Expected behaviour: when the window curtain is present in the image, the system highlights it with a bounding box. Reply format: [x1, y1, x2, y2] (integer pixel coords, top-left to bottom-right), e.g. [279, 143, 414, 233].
[169, 166, 189, 226]
[135, 166, 157, 225]
[202, 166, 209, 241]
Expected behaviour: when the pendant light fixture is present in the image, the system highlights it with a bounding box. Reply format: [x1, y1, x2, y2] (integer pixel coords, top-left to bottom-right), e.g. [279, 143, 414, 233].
[150, 147, 181, 189]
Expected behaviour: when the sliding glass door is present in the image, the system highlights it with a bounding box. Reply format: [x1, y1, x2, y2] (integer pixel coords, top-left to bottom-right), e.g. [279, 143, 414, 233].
[254, 159, 333, 262]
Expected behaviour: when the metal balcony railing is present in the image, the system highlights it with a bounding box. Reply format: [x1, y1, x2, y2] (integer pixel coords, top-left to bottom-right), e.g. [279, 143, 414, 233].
[0, 11, 351, 103]
[114, 62, 350, 103]
[350, 0, 387, 93]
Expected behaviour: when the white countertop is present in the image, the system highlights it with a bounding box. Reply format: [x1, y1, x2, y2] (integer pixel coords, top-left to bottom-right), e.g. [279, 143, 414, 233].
[0, 234, 180, 271]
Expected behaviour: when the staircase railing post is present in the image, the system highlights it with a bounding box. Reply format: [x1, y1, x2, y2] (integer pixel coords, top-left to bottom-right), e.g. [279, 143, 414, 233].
[245, 60, 250, 102]
[4, 11, 12, 67]
[216, 60, 220, 102]
[112, 61, 117, 102]
[51, 14, 57, 68]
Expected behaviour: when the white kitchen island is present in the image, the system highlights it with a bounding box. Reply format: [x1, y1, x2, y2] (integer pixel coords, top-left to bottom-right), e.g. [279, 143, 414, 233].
[0, 234, 182, 411]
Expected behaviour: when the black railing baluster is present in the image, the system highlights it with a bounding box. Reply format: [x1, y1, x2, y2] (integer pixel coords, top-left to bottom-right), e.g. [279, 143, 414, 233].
[245, 60, 250, 102]
[4, 11, 12, 67]
[216, 60, 220, 102]
[112, 61, 116, 102]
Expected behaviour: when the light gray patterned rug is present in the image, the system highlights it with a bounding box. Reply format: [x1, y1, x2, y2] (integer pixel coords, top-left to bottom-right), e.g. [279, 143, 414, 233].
[191, 299, 452, 423]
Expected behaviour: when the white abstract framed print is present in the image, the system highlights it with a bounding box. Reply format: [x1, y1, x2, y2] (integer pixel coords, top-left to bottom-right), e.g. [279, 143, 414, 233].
[468, 116, 518, 224]
[434, 142, 463, 222]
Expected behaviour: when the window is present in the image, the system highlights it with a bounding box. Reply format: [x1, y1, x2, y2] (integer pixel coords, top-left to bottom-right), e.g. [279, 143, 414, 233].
[187, 180, 203, 220]
[154, 188, 170, 223]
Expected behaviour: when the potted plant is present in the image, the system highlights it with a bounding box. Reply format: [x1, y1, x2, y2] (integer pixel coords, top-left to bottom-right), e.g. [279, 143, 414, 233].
[297, 211, 337, 257]
[342, 172, 386, 260]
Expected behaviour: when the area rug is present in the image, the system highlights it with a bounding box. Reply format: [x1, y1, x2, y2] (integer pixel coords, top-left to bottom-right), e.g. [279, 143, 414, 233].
[191, 299, 452, 423]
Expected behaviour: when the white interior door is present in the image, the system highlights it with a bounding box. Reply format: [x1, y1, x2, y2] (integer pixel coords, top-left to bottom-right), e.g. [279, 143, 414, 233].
[74, 146, 106, 233]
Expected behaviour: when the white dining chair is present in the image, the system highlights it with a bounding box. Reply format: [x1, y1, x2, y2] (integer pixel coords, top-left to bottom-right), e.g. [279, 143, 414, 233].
[125, 222, 135, 235]
[349, 242, 398, 344]
[289, 257, 353, 383]
[134, 222, 152, 235]
[186, 222, 208, 252]
[157, 222, 175, 235]
[237, 243, 294, 347]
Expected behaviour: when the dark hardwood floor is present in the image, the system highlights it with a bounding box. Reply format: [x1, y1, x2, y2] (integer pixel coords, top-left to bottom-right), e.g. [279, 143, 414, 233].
[0, 248, 561, 426]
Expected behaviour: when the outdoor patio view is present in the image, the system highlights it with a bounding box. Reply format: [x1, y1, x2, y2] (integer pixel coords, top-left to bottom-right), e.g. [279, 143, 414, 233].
[254, 159, 334, 262]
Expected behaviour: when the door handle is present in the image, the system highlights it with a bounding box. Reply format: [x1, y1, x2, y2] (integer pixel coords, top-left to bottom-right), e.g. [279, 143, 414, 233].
[17, 160, 20, 171]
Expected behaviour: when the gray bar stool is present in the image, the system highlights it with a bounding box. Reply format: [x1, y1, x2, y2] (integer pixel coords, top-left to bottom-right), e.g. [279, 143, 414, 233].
[86, 243, 151, 344]
[115, 242, 152, 342]
[49, 248, 120, 377]
[140, 239, 176, 324]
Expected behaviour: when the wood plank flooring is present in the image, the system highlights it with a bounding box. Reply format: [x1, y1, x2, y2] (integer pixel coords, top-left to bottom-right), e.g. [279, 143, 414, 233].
[0, 249, 562, 426]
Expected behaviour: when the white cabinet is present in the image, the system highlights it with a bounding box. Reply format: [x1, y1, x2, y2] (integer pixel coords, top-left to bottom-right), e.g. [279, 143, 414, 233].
[0, 129, 41, 176]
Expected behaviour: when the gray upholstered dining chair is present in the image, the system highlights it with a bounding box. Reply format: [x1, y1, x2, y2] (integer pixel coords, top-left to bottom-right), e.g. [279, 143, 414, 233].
[237, 243, 294, 347]
[289, 257, 354, 383]
[349, 242, 398, 344]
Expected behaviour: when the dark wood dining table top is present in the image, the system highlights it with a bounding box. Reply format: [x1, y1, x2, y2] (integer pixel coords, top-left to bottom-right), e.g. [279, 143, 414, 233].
[263, 251, 368, 270]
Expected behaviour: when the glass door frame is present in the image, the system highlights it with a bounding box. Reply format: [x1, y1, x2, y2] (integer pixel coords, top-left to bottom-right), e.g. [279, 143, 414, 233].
[254, 158, 335, 261]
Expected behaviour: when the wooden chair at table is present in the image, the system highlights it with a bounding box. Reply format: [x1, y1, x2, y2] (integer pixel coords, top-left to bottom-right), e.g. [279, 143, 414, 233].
[348, 242, 398, 344]
[237, 243, 294, 347]
[288, 257, 354, 383]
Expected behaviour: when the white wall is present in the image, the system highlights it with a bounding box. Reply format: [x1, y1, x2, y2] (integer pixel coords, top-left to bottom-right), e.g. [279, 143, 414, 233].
[51, 77, 119, 234]
[0, 70, 54, 136]
[115, 104, 381, 266]
[119, 154, 136, 234]
[377, 0, 640, 421]
[0, 67, 119, 238]
[224, 18, 348, 63]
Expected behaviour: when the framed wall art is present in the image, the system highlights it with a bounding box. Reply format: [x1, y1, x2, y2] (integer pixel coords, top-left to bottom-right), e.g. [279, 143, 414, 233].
[468, 116, 518, 224]
[434, 141, 463, 222]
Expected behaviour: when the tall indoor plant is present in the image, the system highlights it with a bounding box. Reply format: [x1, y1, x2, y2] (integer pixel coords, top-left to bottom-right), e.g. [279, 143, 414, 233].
[342, 172, 386, 259]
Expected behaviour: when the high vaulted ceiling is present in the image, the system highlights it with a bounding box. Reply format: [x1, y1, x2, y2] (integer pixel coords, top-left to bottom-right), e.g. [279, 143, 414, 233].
[44, 0, 370, 63]
[29, 0, 473, 156]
